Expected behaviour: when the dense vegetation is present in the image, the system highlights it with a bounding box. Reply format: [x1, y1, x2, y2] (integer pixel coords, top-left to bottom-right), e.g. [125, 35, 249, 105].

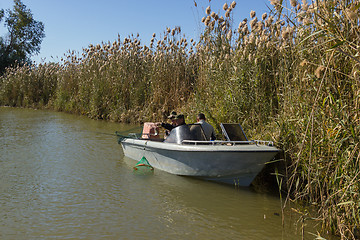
[0, 0, 359, 238]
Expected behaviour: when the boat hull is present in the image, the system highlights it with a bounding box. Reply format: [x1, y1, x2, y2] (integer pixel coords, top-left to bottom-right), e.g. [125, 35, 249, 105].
[120, 138, 279, 186]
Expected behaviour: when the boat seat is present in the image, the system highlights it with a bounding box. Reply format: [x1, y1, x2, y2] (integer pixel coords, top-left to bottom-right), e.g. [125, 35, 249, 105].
[220, 123, 248, 141]
[189, 124, 207, 141]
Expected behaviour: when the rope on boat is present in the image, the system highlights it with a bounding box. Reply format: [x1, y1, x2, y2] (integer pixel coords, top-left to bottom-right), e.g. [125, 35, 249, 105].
[115, 131, 140, 144]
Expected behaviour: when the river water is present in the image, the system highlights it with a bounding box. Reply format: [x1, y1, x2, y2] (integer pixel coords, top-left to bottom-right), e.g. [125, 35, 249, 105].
[0, 107, 330, 239]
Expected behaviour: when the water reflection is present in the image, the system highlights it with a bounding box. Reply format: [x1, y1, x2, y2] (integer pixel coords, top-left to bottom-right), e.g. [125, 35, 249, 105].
[0, 107, 329, 239]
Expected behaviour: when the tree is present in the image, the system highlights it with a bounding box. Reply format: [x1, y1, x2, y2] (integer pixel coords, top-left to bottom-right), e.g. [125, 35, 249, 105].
[0, 0, 45, 74]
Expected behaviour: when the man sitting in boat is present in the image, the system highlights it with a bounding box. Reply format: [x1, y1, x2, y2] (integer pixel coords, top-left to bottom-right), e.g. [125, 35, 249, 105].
[148, 114, 206, 143]
[196, 113, 216, 141]
[157, 112, 186, 132]
[158, 111, 177, 132]
[172, 114, 186, 127]
[162, 114, 193, 144]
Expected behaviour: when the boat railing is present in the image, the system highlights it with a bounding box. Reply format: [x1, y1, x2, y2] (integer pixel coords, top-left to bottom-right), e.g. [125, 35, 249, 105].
[181, 140, 274, 146]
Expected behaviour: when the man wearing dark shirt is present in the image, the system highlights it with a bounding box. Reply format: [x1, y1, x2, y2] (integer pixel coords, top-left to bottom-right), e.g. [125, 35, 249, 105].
[196, 113, 216, 140]
[161, 113, 186, 131]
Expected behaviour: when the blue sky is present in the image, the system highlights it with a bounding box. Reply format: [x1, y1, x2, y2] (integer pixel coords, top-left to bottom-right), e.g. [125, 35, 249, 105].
[0, 0, 270, 63]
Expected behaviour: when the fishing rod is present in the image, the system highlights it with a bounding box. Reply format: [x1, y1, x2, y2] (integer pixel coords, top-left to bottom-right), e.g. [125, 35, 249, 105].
[89, 125, 142, 137]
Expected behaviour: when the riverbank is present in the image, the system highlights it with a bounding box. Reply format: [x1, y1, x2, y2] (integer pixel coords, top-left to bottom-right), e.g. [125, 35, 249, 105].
[1, 1, 359, 238]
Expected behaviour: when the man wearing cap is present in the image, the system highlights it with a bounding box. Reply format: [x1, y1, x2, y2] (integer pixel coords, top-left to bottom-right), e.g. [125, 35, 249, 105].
[172, 114, 186, 127]
[158, 111, 177, 131]
[157, 112, 186, 132]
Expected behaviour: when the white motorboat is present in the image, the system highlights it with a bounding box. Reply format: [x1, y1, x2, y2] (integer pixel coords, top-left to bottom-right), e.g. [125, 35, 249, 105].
[117, 123, 279, 186]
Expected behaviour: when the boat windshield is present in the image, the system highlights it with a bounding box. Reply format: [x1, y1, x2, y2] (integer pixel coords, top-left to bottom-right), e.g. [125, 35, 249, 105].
[164, 124, 207, 144]
[220, 123, 248, 141]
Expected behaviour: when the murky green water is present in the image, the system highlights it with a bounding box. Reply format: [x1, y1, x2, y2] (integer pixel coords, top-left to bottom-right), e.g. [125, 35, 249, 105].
[0, 107, 329, 239]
